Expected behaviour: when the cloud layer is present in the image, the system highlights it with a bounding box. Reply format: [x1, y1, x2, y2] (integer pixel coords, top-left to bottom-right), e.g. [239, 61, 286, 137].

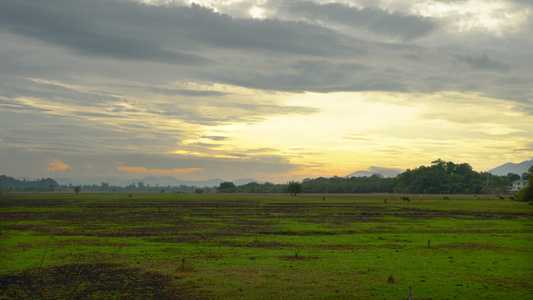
[0, 0, 532, 182]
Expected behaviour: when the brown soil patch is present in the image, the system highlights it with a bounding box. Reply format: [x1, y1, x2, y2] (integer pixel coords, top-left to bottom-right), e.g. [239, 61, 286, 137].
[315, 244, 368, 250]
[0, 263, 194, 299]
[277, 255, 320, 261]
[440, 242, 512, 251]
[218, 240, 295, 248]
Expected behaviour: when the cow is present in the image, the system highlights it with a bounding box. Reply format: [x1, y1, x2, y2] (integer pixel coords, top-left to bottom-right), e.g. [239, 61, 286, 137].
[443, 196, 450, 200]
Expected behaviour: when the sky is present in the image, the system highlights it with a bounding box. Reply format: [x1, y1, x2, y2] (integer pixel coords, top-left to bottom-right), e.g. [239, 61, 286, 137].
[1, 0, 532, 184]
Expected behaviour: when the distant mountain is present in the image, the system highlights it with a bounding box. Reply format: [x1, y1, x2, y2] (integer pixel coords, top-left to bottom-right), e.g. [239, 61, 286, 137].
[345, 166, 404, 178]
[488, 159, 533, 176]
[234, 178, 261, 186]
[54, 176, 260, 187]
[17, 176, 38, 181]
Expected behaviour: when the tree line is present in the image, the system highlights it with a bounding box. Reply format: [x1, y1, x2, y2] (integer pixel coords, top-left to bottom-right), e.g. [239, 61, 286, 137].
[1, 160, 531, 200]
[0, 175, 60, 192]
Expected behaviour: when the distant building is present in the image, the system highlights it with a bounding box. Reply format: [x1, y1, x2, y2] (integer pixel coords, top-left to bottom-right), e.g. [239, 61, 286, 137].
[510, 180, 529, 193]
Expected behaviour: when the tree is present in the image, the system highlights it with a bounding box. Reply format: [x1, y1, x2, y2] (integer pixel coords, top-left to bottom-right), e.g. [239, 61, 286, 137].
[287, 181, 302, 196]
[74, 186, 81, 194]
[517, 165, 533, 202]
[101, 182, 110, 191]
[194, 188, 204, 194]
[507, 173, 521, 182]
[217, 182, 236, 193]
[394, 159, 484, 194]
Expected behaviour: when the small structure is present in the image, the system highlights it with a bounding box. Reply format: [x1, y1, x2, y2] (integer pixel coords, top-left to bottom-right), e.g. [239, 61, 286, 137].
[510, 180, 529, 193]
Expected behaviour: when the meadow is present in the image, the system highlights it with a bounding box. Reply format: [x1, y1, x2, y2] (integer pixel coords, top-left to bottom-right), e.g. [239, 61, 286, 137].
[0, 193, 532, 299]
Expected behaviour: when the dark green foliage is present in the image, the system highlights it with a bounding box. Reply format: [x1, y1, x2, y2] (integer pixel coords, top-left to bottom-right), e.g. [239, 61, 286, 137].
[302, 174, 396, 193]
[237, 182, 287, 193]
[218, 181, 237, 193]
[517, 166, 533, 201]
[507, 173, 521, 182]
[0, 175, 59, 191]
[395, 159, 492, 194]
[287, 181, 302, 196]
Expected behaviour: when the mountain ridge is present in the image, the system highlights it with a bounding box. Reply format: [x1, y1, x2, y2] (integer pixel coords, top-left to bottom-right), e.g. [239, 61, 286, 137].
[344, 166, 404, 178]
[487, 159, 533, 176]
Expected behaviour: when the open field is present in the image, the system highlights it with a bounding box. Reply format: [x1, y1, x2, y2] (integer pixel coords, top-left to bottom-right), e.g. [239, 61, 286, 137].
[1, 193, 532, 299]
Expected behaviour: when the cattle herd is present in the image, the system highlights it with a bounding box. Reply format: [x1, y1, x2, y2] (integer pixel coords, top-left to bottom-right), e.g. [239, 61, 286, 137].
[384, 194, 517, 203]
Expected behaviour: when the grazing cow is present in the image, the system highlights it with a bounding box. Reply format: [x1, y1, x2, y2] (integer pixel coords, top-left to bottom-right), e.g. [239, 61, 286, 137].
[497, 195, 505, 200]
[486, 197, 490, 200]
[392, 198, 396, 201]
[128, 194, 133, 198]
[443, 196, 450, 200]
[509, 196, 516, 201]
[404, 197, 410, 202]
[418, 197, 423, 202]
[384, 198, 388, 203]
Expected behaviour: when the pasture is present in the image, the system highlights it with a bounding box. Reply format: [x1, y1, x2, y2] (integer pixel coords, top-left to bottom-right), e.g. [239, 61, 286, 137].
[1, 193, 532, 299]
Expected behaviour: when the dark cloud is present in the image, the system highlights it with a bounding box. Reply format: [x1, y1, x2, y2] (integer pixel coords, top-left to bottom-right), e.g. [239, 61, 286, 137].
[1, 0, 529, 98]
[450, 53, 509, 72]
[201, 136, 229, 141]
[278, 1, 437, 40]
[0, 0, 207, 65]
[148, 87, 229, 97]
[74, 112, 129, 118]
[0, 0, 351, 65]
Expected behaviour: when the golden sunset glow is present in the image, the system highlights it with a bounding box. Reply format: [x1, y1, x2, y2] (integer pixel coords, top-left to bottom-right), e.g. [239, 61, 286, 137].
[47, 159, 71, 172]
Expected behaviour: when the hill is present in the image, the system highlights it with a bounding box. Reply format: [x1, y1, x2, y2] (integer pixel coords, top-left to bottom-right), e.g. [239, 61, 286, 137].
[488, 159, 533, 176]
[345, 166, 403, 178]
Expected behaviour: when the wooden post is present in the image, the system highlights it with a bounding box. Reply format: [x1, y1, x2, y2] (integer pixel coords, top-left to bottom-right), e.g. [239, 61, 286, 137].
[408, 286, 413, 300]
[428, 240, 430, 248]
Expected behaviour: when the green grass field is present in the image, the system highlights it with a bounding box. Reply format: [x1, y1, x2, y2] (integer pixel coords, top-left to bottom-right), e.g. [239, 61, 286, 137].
[1, 193, 532, 299]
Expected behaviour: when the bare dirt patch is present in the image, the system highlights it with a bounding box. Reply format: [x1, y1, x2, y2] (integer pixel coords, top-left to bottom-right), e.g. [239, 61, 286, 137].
[0, 263, 193, 299]
[277, 255, 320, 261]
[315, 244, 368, 250]
[218, 240, 296, 248]
[439, 242, 514, 251]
